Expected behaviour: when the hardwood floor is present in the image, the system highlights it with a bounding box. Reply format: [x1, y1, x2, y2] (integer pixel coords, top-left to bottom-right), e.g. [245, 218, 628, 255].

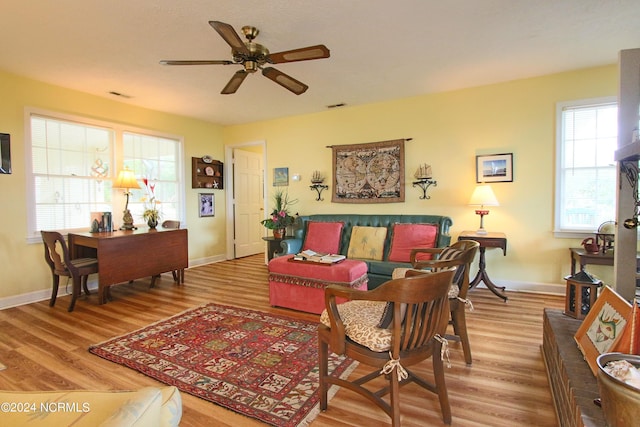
[0, 254, 564, 426]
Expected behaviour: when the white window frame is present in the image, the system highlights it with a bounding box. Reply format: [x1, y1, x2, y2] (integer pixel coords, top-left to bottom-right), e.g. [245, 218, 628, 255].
[554, 97, 617, 238]
[25, 107, 185, 243]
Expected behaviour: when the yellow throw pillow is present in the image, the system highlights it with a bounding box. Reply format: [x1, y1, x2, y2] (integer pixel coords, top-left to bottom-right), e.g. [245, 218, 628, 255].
[347, 226, 388, 260]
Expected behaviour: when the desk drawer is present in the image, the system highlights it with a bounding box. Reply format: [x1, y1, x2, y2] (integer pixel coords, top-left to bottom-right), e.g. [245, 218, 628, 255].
[482, 238, 506, 248]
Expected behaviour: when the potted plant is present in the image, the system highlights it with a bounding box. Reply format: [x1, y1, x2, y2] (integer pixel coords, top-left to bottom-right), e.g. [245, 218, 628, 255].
[261, 188, 297, 238]
[141, 177, 161, 228]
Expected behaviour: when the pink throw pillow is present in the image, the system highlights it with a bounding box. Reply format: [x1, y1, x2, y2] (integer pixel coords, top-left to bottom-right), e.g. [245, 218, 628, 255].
[302, 221, 344, 254]
[387, 223, 438, 262]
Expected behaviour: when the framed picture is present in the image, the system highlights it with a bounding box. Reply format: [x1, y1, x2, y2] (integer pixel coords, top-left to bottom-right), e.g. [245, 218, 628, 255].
[274, 167, 289, 186]
[199, 193, 215, 217]
[574, 286, 633, 375]
[476, 153, 513, 183]
[332, 138, 405, 203]
[0, 133, 11, 174]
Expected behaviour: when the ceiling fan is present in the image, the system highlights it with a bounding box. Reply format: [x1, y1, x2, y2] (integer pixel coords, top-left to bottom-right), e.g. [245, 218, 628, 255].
[160, 20, 330, 95]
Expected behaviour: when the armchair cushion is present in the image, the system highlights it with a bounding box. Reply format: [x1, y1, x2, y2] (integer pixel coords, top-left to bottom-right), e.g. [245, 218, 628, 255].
[387, 223, 438, 262]
[302, 221, 344, 254]
[347, 226, 387, 260]
[320, 300, 391, 352]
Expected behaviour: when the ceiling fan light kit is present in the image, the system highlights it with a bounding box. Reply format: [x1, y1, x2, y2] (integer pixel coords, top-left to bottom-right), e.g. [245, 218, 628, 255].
[160, 20, 330, 95]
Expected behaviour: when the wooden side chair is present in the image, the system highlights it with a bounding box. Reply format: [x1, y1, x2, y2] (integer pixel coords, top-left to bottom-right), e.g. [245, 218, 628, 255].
[318, 269, 455, 426]
[41, 230, 98, 312]
[150, 220, 183, 287]
[404, 240, 480, 365]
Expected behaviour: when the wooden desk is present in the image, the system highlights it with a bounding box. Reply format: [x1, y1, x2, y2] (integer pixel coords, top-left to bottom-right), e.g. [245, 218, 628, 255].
[569, 247, 640, 276]
[68, 229, 188, 304]
[458, 231, 508, 301]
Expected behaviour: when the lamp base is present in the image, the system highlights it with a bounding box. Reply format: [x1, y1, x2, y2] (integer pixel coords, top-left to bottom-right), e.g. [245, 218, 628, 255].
[120, 209, 137, 231]
[475, 209, 489, 235]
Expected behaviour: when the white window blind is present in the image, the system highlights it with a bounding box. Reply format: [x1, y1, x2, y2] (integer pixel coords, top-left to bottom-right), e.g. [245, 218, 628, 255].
[30, 115, 114, 233]
[123, 132, 180, 222]
[555, 98, 617, 234]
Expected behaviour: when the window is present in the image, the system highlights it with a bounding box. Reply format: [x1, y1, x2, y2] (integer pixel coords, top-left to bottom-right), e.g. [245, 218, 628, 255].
[555, 98, 617, 235]
[26, 109, 183, 240]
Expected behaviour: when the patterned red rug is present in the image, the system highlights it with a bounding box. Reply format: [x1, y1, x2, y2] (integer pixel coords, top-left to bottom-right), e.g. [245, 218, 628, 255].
[89, 303, 356, 427]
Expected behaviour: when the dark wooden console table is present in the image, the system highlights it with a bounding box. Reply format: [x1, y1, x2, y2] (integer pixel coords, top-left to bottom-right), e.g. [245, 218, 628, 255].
[262, 236, 292, 261]
[68, 228, 188, 304]
[458, 230, 508, 301]
[570, 247, 640, 276]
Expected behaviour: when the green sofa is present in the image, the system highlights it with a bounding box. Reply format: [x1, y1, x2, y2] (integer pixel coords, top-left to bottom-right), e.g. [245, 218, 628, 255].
[278, 214, 453, 288]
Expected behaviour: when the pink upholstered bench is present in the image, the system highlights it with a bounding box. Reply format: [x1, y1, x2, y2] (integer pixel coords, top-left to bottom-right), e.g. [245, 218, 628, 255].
[268, 255, 368, 314]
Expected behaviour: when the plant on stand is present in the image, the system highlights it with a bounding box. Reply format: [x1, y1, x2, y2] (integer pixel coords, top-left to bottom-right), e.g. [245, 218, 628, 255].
[141, 177, 161, 229]
[261, 188, 298, 238]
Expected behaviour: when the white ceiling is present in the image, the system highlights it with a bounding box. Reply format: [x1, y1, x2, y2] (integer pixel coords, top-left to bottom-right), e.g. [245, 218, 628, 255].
[1, 1, 640, 126]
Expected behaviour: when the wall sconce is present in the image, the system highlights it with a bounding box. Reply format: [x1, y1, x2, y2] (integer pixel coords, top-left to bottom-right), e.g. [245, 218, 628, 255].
[468, 184, 499, 235]
[309, 171, 328, 201]
[113, 167, 141, 230]
[412, 164, 437, 199]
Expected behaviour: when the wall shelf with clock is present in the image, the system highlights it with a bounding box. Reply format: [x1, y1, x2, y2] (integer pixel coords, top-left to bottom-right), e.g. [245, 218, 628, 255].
[192, 156, 223, 189]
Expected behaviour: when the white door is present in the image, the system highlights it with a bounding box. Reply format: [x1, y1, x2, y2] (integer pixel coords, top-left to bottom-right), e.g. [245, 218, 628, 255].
[233, 149, 264, 257]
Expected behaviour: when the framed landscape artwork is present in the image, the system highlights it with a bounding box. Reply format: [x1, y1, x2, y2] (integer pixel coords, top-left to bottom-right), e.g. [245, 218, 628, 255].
[476, 153, 513, 183]
[574, 286, 633, 375]
[274, 167, 289, 186]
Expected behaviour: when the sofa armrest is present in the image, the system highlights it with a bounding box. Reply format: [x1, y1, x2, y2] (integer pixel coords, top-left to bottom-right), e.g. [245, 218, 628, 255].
[278, 238, 303, 256]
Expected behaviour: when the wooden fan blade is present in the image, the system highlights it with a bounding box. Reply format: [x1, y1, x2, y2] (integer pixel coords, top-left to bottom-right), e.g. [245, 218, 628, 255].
[268, 45, 330, 64]
[262, 67, 308, 95]
[221, 70, 249, 94]
[160, 60, 234, 65]
[209, 21, 249, 55]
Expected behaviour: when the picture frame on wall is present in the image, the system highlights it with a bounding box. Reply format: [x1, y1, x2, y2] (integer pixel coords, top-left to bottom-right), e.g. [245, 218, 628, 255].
[199, 193, 215, 217]
[0, 133, 11, 174]
[574, 286, 633, 375]
[274, 167, 289, 186]
[476, 153, 513, 183]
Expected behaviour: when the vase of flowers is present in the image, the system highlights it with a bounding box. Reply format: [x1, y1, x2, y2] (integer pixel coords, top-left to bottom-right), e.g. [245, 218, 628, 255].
[261, 188, 298, 238]
[141, 177, 160, 229]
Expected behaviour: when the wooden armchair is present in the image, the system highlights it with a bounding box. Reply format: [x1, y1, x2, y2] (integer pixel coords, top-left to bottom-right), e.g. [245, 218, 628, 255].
[41, 230, 99, 312]
[406, 240, 480, 365]
[318, 269, 455, 426]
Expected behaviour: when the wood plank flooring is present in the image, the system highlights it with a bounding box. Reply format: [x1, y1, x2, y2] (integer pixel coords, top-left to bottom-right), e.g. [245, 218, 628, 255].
[0, 254, 564, 426]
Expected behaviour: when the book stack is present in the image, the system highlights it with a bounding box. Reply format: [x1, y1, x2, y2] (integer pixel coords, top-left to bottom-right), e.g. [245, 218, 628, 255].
[293, 249, 346, 264]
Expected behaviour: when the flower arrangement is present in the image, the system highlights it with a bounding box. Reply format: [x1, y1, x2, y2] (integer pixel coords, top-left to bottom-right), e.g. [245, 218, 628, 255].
[141, 177, 161, 224]
[261, 188, 298, 230]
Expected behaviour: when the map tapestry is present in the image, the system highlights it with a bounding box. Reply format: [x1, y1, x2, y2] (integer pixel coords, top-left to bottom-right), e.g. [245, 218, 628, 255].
[332, 139, 405, 203]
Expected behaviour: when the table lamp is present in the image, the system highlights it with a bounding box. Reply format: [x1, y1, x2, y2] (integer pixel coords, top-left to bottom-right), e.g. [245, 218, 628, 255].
[468, 184, 499, 235]
[113, 168, 140, 230]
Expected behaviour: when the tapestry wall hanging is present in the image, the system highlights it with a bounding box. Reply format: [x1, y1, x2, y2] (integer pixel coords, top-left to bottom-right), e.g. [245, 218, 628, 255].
[332, 138, 405, 203]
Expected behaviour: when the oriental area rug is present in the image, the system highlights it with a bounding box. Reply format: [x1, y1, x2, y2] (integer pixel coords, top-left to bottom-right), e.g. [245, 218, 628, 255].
[89, 303, 357, 427]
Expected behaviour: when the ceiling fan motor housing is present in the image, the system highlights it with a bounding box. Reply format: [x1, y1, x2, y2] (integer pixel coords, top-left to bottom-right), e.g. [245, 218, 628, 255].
[233, 42, 269, 72]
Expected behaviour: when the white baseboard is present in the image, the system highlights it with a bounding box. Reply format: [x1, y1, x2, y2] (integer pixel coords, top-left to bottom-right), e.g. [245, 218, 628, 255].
[0, 256, 230, 311]
[0, 261, 565, 310]
[474, 279, 565, 296]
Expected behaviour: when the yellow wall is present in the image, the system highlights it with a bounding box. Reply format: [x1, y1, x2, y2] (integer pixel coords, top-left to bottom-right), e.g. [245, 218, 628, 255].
[0, 70, 226, 302]
[0, 64, 620, 304]
[224, 65, 619, 289]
